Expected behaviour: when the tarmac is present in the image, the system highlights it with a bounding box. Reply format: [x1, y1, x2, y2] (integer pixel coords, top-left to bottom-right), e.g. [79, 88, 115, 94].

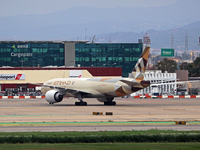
[0, 97, 200, 132]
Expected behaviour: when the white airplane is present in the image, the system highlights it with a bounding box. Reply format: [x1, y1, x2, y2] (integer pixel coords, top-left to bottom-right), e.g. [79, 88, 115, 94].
[41, 46, 151, 106]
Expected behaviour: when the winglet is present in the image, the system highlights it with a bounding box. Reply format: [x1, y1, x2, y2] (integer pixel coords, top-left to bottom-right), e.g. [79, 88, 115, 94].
[129, 46, 150, 82]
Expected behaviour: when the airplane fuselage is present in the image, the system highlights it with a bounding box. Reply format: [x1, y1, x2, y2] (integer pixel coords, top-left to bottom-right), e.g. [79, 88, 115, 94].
[41, 77, 134, 98]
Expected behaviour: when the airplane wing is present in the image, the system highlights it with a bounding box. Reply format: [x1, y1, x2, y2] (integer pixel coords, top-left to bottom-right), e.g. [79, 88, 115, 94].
[42, 84, 92, 96]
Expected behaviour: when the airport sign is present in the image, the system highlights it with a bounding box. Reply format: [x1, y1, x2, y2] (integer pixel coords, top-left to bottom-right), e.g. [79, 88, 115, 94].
[161, 49, 174, 57]
[0, 74, 25, 80]
[69, 70, 82, 78]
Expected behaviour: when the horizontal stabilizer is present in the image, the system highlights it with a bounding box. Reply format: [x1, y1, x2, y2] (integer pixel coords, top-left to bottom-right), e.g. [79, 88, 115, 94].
[120, 79, 150, 88]
[120, 79, 141, 87]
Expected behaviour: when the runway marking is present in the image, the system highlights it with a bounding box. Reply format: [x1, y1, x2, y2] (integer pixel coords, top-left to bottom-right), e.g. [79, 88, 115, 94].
[164, 109, 185, 111]
[0, 121, 200, 127]
[0, 114, 86, 117]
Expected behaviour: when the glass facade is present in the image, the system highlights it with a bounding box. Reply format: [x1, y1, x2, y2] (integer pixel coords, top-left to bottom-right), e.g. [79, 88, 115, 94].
[0, 42, 64, 67]
[75, 43, 143, 77]
[0, 41, 143, 77]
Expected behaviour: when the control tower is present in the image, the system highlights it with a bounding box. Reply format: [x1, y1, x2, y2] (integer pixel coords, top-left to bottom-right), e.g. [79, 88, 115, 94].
[143, 33, 151, 47]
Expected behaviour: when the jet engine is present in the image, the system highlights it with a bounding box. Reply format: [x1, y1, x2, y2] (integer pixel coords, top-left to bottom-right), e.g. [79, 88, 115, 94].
[45, 90, 63, 104]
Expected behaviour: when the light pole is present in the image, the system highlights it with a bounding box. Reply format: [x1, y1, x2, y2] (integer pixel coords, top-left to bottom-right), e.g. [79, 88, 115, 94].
[85, 28, 87, 41]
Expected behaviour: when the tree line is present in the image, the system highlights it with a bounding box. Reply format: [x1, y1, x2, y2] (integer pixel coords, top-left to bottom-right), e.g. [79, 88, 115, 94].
[154, 57, 200, 77]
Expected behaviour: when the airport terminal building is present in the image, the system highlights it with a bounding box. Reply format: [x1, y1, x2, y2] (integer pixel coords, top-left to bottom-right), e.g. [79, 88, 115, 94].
[0, 41, 143, 77]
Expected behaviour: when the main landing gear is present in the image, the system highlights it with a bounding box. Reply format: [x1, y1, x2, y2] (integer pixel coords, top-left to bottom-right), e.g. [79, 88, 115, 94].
[75, 101, 87, 106]
[104, 101, 116, 105]
[104, 98, 116, 105]
[75, 93, 87, 106]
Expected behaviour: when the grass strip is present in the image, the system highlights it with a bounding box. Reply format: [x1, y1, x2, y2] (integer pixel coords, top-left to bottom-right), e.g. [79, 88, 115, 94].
[0, 131, 200, 143]
[1, 130, 200, 137]
[0, 143, 200, 150]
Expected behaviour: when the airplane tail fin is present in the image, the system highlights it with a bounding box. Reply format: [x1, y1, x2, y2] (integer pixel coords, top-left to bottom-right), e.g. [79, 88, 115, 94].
[129, 46, 150, 82]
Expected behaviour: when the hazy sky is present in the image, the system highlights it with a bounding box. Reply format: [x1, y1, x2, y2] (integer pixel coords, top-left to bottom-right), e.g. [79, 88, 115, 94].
[0, 0, 179, 16]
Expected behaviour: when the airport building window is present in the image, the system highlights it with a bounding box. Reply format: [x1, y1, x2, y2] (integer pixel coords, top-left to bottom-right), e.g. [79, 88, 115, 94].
[75, 43, 143, 77]
[0, 42, 64, 67]
[0, 41, 142, 77]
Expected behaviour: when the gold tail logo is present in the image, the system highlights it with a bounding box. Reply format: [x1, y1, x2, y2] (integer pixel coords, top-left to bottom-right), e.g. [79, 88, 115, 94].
[129, 46, 150, 82]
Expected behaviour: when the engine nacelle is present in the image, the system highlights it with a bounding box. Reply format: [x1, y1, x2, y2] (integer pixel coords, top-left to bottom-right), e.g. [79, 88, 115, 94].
[97, 97, 114, 102]
[45, 90, 63, 104]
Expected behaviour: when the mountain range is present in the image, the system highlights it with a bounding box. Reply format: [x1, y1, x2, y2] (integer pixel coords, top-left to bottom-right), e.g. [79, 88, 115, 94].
[96, 21, 200, 50]
[0, 0, 200, 50]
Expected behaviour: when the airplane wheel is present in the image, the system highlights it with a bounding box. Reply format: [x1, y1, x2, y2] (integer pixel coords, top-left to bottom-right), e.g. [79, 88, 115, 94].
[104, 101, 116, 105]
[112, 101, 116, 105]
[104, 101, 108, 105]
[75, 101, 87, 106]
[83, 102, 87, 106]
